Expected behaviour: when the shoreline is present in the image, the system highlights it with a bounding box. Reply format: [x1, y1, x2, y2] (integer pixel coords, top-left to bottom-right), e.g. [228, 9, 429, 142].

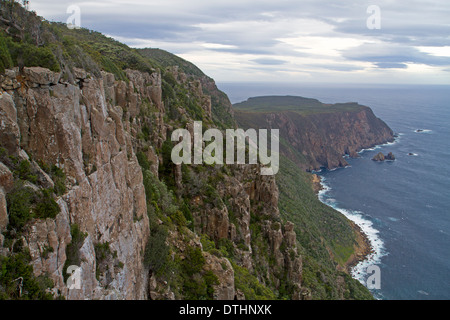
[312, 137, 399, 286]
[315, 176, 376, 275]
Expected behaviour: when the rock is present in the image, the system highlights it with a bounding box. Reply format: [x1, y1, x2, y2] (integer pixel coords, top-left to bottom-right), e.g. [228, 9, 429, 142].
[23, 67, 62, 85]
[203, 253, 235, 300]
[0, 162, 14, 192]
[386, 152, 396, 161]
[0, 187, 8, 232]
[73, 68, 87, 80]
[372, 152, 385, 162]
[234, 100, 395, 171]
[0, 92, 20, 155]
[372, 152, 395, 161]
[235, 289, 245, 300]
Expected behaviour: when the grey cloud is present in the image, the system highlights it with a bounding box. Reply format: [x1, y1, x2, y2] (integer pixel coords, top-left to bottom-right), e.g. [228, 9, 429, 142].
[342, 43, 450, 67]
[251, 58, 287, 65]
[30, 0, 450, 80]
[375, 62, 408, 69]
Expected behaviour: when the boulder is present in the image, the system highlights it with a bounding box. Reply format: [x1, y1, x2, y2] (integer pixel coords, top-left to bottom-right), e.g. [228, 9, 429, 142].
[372, 152, 395, 161]
[0, 187, 8, 232]
[372, 152, 385, 162]
[0, 92, 20, 155]
[23, 67, 61, 86]
[386, 152, 396, 161]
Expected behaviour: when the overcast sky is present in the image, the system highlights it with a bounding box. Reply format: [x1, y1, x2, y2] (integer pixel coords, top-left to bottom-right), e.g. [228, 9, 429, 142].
[29, 0, 450, 84]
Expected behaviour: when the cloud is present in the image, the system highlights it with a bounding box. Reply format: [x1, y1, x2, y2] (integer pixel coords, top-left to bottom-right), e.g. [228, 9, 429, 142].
[375, 63, 408, 69]
[251, 58, 287, 65]
[28, 0, 450, 84]
[342, 43, 450, 68]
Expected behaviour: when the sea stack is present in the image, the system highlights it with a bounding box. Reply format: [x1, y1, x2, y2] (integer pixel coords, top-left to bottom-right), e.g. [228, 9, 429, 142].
[372, 152, 385, 161]
[372, 152, 395, 161]
[386, 152, 396, 161]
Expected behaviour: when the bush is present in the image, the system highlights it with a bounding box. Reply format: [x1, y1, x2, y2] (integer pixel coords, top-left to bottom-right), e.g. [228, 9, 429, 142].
[182, 246, 205, 276]
[0, 32, 13, 73]
[144, 225, 169, 275]
[94, 242, 112, 280]
[50, 165, 66, 196]
[7, 37, 60, 72]
[62, 224, 87, 282]
[15, 160, 37, 184]
[180, 246, 219, 300]
[0, 250, 54, 300]
[35, 189, 60, 219]
[6, 183, 37, 234]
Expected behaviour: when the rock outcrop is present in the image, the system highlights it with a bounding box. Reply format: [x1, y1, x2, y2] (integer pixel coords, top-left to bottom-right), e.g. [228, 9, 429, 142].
[1, 66, 153, 299]
[235, 99, 395, 171]
[372, 152, 385, 162]
[372, 152, 395, 161]
[1, 64, 304, 300]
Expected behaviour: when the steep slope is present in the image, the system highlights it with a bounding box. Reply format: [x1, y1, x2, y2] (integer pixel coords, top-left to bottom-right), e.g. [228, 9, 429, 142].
[234, 95, 394, 299]
[235, 96, 395, 171]
[0, 2, 312, 300]
[138, 48, 235, 129]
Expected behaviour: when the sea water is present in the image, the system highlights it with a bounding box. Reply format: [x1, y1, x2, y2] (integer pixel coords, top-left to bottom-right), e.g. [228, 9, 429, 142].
[220, 82, 450, 300]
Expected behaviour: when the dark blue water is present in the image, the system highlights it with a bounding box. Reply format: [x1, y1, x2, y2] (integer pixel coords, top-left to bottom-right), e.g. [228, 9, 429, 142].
[220, 82, 450, 300]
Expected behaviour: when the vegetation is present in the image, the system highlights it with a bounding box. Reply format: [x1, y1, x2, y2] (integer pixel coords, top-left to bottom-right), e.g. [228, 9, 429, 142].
[236, 109, 374, 300]
[62, 224, 86, 283]
[0, 249, 54, 300]
[234, 95, 365, 115]
[0, 2, 373, 301]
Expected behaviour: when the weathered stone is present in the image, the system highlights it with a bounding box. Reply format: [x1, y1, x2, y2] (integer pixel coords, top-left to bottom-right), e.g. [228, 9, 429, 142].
[372, 152, 385, 162]
[23, 67, 61, 85]
[0, 92, 20, 155]
[386, 152, 396, 161]
[0, 187, 8, 232]
[0, 162, 14, 192]
[204, 253, 235, 300]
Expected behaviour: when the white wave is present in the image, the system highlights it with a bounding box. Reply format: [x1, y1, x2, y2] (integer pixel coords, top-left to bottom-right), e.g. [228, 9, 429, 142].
[357, 136, 400, 154]
[317, 176, 387, 287]
[418, 290, 430, 296]
[414, 129, 432, 134]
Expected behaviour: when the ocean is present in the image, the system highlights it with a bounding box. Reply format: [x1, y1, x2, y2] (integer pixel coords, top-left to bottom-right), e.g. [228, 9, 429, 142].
[219, 82, 450, 300]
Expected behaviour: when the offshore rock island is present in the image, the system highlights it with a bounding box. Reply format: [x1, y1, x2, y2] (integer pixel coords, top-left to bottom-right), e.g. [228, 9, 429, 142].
[0, 2, 393, 300]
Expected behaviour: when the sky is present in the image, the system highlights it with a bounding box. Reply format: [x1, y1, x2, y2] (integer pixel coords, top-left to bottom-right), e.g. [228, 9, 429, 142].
[28, 0, 450, 85]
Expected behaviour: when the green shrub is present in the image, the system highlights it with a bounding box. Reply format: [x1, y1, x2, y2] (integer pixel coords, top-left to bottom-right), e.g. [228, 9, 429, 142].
[231, 262, 276, 300]
[144, 225, 169, 275]
[6, 183, 36, 234]
[50, 165, 66, 196]
[7, 37, 60, 72]
[94, 242, 111, 280]
[15, 160, 37, 184]
[35, 189, 60, 219]
[0, 32, 13, 73]
[0, 250, 54, 300]
[182, 246, 205, 276]
[62, 224, 87, 282]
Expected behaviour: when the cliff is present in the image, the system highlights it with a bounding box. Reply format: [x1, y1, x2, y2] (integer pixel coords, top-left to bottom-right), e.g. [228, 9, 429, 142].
[0, 2, 373, 300]
[0, 64, 306, 300]
[234, 95, 395, 299]
[235, 96, 395, 171]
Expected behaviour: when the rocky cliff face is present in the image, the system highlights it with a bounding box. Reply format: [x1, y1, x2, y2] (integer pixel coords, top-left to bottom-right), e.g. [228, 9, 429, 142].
[1, 66, 153, 299]
[236, 105, 395, 171]
[0, 65, 303, 300]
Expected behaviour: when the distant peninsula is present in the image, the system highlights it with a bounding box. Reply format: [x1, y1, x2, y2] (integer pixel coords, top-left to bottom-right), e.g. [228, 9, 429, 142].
[234, 95, 395, 171]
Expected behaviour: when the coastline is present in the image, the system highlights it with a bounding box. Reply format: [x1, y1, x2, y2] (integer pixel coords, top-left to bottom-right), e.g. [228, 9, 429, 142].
[315, 175, 375, 275]
[313, 137, 399, 287]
